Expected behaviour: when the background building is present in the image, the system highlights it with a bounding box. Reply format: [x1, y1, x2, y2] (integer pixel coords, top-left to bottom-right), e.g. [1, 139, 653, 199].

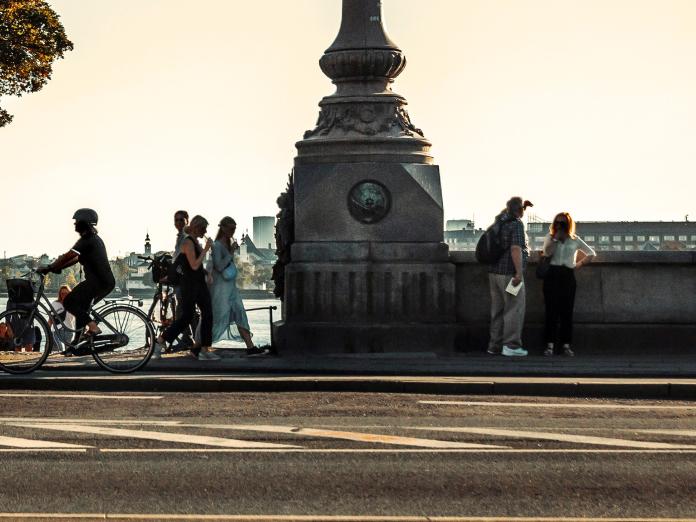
[527, 221, 696, 252]
[253, 216, 276, 251]
[443, 218, 696, 252]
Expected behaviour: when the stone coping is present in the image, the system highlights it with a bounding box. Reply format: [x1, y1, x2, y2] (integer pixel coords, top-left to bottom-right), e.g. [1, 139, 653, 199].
[450, 250, 696, 264]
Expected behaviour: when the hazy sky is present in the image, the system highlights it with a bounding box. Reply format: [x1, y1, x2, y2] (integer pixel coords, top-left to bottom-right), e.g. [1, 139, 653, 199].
[3, 0, 696, 257]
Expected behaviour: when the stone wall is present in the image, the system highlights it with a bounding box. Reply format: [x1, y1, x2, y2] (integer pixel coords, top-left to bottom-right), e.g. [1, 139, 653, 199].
[451, 251, 696, 356]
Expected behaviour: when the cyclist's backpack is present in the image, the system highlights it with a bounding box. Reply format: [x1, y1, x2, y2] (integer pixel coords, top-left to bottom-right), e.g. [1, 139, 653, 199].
[152, 252, 173, 283]
[475, 216, 515, 264]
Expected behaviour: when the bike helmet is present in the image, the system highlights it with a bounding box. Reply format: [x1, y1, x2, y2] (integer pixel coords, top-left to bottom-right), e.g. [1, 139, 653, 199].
[73, 208, 99, 225]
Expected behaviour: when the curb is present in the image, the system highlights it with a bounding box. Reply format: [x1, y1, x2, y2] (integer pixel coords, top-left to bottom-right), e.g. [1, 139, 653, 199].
[1, 374, 695, 399]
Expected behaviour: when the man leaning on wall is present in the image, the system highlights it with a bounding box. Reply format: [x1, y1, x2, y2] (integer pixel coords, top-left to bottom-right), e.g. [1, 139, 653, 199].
[487, 197, 533, 357]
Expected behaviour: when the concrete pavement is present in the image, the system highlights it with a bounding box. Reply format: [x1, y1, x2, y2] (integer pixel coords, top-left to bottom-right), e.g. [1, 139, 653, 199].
[2, 351, 696, 398]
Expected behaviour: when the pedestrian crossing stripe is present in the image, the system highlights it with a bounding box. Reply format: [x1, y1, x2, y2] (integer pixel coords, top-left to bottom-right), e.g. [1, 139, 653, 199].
[6, 423, 300, 449]
[410, 427, 696, 450]
[1, 420, 696, 451]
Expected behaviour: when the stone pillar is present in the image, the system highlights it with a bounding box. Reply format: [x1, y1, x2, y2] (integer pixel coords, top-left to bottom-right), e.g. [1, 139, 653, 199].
[274, 0, 456, 354]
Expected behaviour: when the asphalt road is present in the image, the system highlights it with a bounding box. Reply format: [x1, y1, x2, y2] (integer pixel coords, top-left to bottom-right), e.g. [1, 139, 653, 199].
[0, 392, 695, 521]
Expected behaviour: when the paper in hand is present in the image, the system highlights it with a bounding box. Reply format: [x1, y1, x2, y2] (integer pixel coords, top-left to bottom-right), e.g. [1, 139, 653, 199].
[505, 278, 523, 296]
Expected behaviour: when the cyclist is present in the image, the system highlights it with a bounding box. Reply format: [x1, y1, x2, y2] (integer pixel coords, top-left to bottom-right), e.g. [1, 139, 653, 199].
[38, 209, 116, 351]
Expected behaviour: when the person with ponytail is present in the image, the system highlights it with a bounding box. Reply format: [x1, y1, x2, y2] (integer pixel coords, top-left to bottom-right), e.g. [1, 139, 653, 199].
[154, 215, 217, 360]
[542, 212, 596, 357]
[208, 217, 267, 356]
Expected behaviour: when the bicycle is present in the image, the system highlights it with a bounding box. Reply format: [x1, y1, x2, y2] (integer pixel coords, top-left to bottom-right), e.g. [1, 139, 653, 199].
[0, 271, 156, 374]
[139, 254, 196, 352]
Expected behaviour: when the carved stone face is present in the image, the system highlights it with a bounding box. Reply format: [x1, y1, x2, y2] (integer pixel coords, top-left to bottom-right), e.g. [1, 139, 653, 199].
[348, 180, 391, 224]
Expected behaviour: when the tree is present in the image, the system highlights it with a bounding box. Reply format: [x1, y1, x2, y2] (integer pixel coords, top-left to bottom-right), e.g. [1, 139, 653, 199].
[251, 263, 273, 290]
[0, 0, 73, 127]
[63, 268, 77, 289]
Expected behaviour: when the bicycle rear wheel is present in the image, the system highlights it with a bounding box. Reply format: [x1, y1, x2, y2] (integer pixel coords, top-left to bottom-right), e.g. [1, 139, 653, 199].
[91, 304, 155, 373]
[0, 309, 53, 374]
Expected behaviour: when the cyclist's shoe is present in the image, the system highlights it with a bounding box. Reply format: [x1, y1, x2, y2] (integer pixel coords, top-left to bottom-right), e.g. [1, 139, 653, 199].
[244, 346, 269, 357]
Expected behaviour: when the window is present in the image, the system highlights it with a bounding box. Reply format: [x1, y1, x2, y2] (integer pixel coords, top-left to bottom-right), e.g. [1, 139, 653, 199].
[625, 236, 634, 242]
[613, 236, 622, 242]
[625, 245, 635, 251]
[691, 236, 696, 241]
[649, 236, 659, 242]
[613, 245, 622, 251]
[664, 235, 675, 241]
[637, 235, 646, 242]
[600, 236, 610, 243]
[585, 235, 595, 242]
[679, 236, 687, 242]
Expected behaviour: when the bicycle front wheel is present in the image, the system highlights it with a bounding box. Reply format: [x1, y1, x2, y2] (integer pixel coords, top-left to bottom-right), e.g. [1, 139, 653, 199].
[0, 309, 53, 374]
[91, 305, 155, 373]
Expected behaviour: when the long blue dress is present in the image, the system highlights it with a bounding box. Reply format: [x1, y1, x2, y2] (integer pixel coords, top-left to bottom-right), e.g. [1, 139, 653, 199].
[208, 240, 250, 343]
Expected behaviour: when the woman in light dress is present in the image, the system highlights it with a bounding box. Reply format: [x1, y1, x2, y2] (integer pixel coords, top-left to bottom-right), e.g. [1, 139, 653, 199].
[208, 217, 266, 357]
[542, 212, 596, 357]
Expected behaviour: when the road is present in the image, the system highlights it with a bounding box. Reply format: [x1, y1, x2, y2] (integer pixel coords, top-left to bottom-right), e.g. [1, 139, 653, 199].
[0, 391, 695, 521]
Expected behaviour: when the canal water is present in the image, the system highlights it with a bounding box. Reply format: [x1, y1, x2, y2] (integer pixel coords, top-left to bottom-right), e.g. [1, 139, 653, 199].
[0, 297, 281, 348]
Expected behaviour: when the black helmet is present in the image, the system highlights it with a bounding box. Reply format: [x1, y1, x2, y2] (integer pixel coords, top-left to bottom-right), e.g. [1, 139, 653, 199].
[73, 208, 98, 225]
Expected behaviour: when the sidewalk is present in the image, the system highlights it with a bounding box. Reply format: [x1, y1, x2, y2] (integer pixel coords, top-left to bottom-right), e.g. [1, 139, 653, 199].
[1, 351, 696, 398]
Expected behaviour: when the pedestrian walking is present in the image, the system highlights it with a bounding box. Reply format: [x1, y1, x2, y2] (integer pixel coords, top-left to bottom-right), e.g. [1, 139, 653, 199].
[541, 212, 596, 357]
[38, 208, 116, 355]
[486, 197, 533, 357]
[171, 210, 194, 349]
[154, 215, 217, 360]
[208, 217, 267, 356]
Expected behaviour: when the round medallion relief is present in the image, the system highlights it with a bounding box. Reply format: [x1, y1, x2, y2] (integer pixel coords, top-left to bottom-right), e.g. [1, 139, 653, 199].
[347, 180, 391, 224]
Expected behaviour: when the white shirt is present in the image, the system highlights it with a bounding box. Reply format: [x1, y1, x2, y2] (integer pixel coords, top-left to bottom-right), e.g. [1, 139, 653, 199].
[543, 235, 596, 268]
[51, 301, 76, 331]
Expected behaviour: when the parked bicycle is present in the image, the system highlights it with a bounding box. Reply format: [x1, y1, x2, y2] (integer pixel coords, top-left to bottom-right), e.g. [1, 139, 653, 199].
[0, 272, 155, 374]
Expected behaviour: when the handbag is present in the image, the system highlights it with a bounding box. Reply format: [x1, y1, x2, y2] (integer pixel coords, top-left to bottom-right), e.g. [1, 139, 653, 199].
[222, 262, 237, 281]
[536, 255, 552, 280]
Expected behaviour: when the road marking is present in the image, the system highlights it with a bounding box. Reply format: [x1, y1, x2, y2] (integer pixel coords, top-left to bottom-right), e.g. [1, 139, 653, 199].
[0, 434, 90, 449]
[0, 514, 694, 521]
[7, 423, 301, 449]
[420, 400, 696, 410]
[0, 393, 163, 400]
[412, 427, 696, 449]
[98, 448, 696, 454]
[180, 424, 506, 449]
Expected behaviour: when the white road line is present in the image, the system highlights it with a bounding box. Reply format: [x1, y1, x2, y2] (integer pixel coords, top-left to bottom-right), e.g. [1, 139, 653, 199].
[420, 400, 696, 410]
[97, 448, 696, 454]
[7, 423, 301, 449]
[0, 394, 163, 400]
[0, 515, 693, 521]
[412, 427, 696, 449]
[179, 424, 506, 449]
[0, 434, 90, 449]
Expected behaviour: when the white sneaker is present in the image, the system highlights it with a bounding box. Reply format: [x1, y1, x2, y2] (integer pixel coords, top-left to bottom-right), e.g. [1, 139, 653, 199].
[151, 341, 165, 360]
[502, 346, 528, 357]
[197, 350, 221, 361]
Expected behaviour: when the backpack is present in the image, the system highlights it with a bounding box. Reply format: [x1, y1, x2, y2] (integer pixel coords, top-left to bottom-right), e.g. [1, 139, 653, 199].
[152, 252, 173, 283]
[475, 216, 515, 264]
[167, 254, 185, 286]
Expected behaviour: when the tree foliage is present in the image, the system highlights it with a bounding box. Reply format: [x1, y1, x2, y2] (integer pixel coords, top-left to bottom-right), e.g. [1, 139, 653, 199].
[0, 0, 73, 127]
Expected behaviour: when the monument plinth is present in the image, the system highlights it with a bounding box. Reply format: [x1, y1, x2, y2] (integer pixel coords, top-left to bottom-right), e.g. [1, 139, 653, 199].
[274, 0, 456, 354]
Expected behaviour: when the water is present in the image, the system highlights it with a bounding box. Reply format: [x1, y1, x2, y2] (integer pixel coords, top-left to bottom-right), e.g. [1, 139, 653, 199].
[0, 297, 282, 348]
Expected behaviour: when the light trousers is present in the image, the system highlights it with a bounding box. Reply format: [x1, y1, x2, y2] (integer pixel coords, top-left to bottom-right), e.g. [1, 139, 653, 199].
[488, 273, 526, 351]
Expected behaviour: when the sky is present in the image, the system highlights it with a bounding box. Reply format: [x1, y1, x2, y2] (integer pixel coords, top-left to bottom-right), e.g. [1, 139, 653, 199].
[3, 0, 696, 257]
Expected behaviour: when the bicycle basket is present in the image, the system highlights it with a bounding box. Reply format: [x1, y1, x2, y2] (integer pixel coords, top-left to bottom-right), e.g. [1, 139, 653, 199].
[152, 252, 173, 283]
[6, 279, 34, 304]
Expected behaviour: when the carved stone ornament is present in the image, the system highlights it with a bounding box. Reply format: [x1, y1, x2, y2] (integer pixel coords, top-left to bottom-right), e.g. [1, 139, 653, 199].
[347, 180, 391, 224]
[304, 102, 424, 140]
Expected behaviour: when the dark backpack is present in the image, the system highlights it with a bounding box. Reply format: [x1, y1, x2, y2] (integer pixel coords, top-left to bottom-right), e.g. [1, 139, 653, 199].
[475, 216, 514, 264]
[167, 254, 185, 286]
[152, 252, 173, 283]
